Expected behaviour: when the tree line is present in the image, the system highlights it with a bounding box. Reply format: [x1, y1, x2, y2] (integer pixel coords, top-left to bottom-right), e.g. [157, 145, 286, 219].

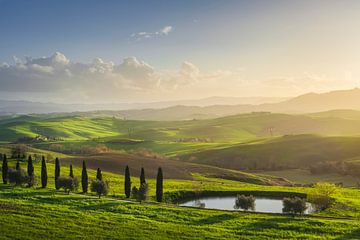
[1, 154, 164, 202]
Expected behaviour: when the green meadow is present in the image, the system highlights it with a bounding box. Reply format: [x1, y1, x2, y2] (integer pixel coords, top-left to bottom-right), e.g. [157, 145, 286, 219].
[1, 111, 360, 239]
[1, 160, 360, 239]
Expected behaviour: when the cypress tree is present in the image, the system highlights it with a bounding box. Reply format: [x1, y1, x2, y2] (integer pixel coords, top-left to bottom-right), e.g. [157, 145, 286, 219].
[124, 165, 131, 198]
[69, 164, 74, 178]
[27, 155, 34, 177]
[55, 158, 60, 189]
[41, 156, 47, 188]
[156, 167, 163, 202]
[140, 167, 146, 185]
[16, 161, 20, 170]
[96, 168, 102, 181]
[2, 154, 8, 184]
[81, 161, 88, 193]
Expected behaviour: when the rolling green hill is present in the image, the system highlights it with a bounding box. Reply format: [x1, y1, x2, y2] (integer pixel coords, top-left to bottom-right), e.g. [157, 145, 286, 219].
[2, 111, 360, 186]
[180, 134, 360, 171]
[61, 152, 289, 185]
[4, 110, 360, 144]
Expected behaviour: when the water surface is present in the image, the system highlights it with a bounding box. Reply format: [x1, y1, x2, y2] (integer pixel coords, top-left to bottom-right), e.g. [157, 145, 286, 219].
[180, 196, 314, 214]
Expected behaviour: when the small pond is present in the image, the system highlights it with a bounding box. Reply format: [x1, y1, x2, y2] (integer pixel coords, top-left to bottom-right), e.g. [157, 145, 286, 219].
[180, 196, 315, 214]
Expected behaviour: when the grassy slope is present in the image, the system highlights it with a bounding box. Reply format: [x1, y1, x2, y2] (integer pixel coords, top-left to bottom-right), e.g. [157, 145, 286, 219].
[181, 134, 360, 170]
[1, 186, 360, 240]
[1, 160, 360, 239]
[60, 152, 288, 185]
[4, 110, 360, 144]
[258, 169, 359, 187]
[3, 111, 360, 161]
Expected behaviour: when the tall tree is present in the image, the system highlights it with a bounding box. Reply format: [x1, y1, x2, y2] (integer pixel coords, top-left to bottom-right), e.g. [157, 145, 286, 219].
[96, 168, 102, 181]
[2, 154, 8, 184]
[69, 164, 74, 178]
[55, 158, 60, 189]
[27, 155, 34, 177]
[140, 167, 146, 185]
[156, 167, 163, 202]
[41, 156, 47, 188]
[16, 161, 20, 170]
[124, 165, 131, 198]
[81, 161, 88, 193]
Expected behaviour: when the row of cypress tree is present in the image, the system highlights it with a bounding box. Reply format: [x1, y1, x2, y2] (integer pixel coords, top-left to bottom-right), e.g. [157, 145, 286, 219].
[2, 154, 163, 202]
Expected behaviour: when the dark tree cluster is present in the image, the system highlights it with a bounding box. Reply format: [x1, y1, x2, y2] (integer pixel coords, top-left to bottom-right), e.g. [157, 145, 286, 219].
[127, 166, 163, 203]
[310, 161, 360, 177]
[1, 154, 37, 187]
[8, 167, 29, 186]
[1, 155, 164, 203]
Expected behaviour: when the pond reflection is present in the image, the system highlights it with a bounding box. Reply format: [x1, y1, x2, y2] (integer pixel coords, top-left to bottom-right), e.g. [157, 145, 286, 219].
[180, 196, 315, 214]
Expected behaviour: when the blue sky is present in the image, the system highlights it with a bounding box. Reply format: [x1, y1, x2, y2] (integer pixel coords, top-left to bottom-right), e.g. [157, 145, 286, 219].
[0, 0, 300, 68]
[0, 0, 237, 67]
[0, 0, 360, 103]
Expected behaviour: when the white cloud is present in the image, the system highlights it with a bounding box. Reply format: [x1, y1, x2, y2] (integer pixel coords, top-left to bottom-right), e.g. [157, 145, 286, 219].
[25, 52, 70, 67]
[131, 25, 173, 41]
[116, 57, 159, 88]
[160, 26, 173, 35]
[0, 52, 219, 102]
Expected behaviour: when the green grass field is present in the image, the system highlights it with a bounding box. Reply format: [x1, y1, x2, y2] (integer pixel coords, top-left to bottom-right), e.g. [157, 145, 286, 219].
[180, 134, 360, 171]
[1, 160, 360, 239]
[2, 111, 360, 239]
[1, 186, 360, 240]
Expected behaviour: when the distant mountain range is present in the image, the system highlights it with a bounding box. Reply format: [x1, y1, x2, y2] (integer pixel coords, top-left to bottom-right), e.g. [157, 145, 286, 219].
[1, 88, 360, 120]
[0, 96, 286, 115]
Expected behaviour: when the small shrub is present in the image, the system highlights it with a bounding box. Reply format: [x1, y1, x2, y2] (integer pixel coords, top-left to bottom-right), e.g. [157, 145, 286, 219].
[137, 183, 149, 203]
[308, 182, 339, 211]
[8, 168, 29, 186]
[91, 180, 109, 198]
[234, 195, 255, 211]
[131, 186, 138, 198]
[282, 197, 307, 215]
[56, 176, 79, 194]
